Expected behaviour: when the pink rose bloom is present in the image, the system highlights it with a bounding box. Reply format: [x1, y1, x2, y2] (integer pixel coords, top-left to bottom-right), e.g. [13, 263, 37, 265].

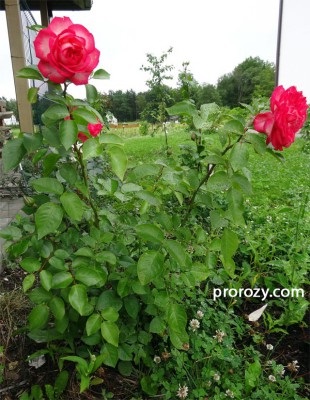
[77, 133, 89, 143]
[87, 122, 103, 137]
[78, 122, 103, 142]
[253, 86, 308, 150]
[34, 16, 100, 85]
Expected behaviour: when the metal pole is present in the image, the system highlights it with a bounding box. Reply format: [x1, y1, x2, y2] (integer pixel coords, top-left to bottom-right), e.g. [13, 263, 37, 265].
[275, 0, 284, 86]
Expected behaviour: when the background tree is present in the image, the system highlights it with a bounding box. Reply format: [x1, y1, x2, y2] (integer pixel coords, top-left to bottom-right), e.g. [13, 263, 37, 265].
[217, 57, 275, 107]
[196, 83, 222, 108]
[140, 47, 174, 124]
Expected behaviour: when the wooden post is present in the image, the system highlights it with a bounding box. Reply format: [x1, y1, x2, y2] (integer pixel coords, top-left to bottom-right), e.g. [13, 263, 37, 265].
[5, 0, 34, 133]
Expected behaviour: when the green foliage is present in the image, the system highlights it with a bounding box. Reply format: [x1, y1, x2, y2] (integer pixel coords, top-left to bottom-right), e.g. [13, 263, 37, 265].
[2, 76, 308, 400]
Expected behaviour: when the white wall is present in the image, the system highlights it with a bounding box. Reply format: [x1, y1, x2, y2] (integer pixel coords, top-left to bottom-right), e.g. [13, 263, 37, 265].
[278, 0, 310, 103]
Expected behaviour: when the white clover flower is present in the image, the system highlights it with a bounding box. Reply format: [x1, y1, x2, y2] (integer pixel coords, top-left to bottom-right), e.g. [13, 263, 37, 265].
[225, 389, 234, 398]
[213, 373, 220, 381]
[196, 310, 204, 319]
[189, 319, 200, 332]
[177, 384, 189, 399]
[268, 375, 276, 382]
[266, 343, 274, 350]
[213, 329, 226, 342]
[153, 355, 161, 364]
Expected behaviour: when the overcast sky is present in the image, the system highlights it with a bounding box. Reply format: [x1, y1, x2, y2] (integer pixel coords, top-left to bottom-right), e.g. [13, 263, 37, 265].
[0, 0, 281, 100]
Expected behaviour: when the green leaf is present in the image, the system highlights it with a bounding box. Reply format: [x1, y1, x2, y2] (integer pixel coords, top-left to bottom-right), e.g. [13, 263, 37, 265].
[59, 164, 78, 185]
[245, 358, 262, 392]
[32, 178, 64, 195]
[51, 271, 73, 289]
[226, 188, 245, 226]
[54, 371, 69, 396]
[82, 137, 102, 160]
[93, 69, 110, 79]
[20, 257, 41, 273]
[232, 173, 252, 195]
[28, 304, 49, 330]
[95, 251, 117, 265]
[23, 133, 42, 153]
[49, 296, 65, 320]
[96, 290, 122, 312]
[220, 228, 239, 277]
[60, 192, 85, 221]
[137, 251, 164, 285]
[59, 119, 78, 150]
[167, 303, 189, 349]
[136, 190, 161, 206]
[40, 270, 53, 291]
[163, 239, 187, 267]
[69, 284, 93, 316]
[35, 202, 63, 239]
[246, 132, 267, 154]
[42, 104, 70, 123]
[101, 321, 119, 347]
[124, 295, 140, 319]
[72, 107, 98, 124]
[149, 316, 165, 334]
[74, 266, 107, 287]
[108, 146, 127, 181]
[101, 307, 119, 322]
[22, 274, 35, 292]
[101, 343, 118, 368]
[42, 126, 62, 147]
[43, 153, 61, 176]
[136, 224, 164, 243]
[207, 171, 231, 192]
[99, 134, 124, 145]
[2, 138, 26, 172]
[166, 100, 196, 117]
[223, 119, 245, 135]
[86, 314, 102, 336]
[118, 361, 133, 376]
[85, 84, 98, 103]
[16, 66, 44, 80]
[27, 87, 39, 103]
[229, 142, 249, 171]
[0, 226, 22, 240]
[200, 103, 219, 120]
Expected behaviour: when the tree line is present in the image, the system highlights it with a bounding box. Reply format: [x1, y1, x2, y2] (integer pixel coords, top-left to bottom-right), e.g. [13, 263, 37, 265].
[2, 56, 275, 125]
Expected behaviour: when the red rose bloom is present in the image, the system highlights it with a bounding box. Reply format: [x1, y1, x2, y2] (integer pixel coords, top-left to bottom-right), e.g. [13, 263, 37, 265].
[34, 17, 100, 85]
[253, 86, 308, 150]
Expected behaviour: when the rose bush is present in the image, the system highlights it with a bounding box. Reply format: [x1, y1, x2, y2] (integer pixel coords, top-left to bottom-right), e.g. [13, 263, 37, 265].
[34, 16, 100, 85]
[1, 15, 309, 399]
[253, 85, 308, 150]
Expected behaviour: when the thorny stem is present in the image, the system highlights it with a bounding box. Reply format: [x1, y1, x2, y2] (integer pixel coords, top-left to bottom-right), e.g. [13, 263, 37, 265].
[182, 133, 245, 224]
[73, 143, 99, 227]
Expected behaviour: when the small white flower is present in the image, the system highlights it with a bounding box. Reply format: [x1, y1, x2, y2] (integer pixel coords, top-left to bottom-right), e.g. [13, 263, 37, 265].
[266, 343, 274, 350]
[177, 384, 189, 399]
[196, 310, 204, 319]
[189, 319, 200, 332]
[213, 329, 226, 342]
[225, 389, 234, 398]
[268, 375, 276, 382]
[153, 355, 161, 364]
[279, 366, 285, 376]
[213, 373, 220, 381]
